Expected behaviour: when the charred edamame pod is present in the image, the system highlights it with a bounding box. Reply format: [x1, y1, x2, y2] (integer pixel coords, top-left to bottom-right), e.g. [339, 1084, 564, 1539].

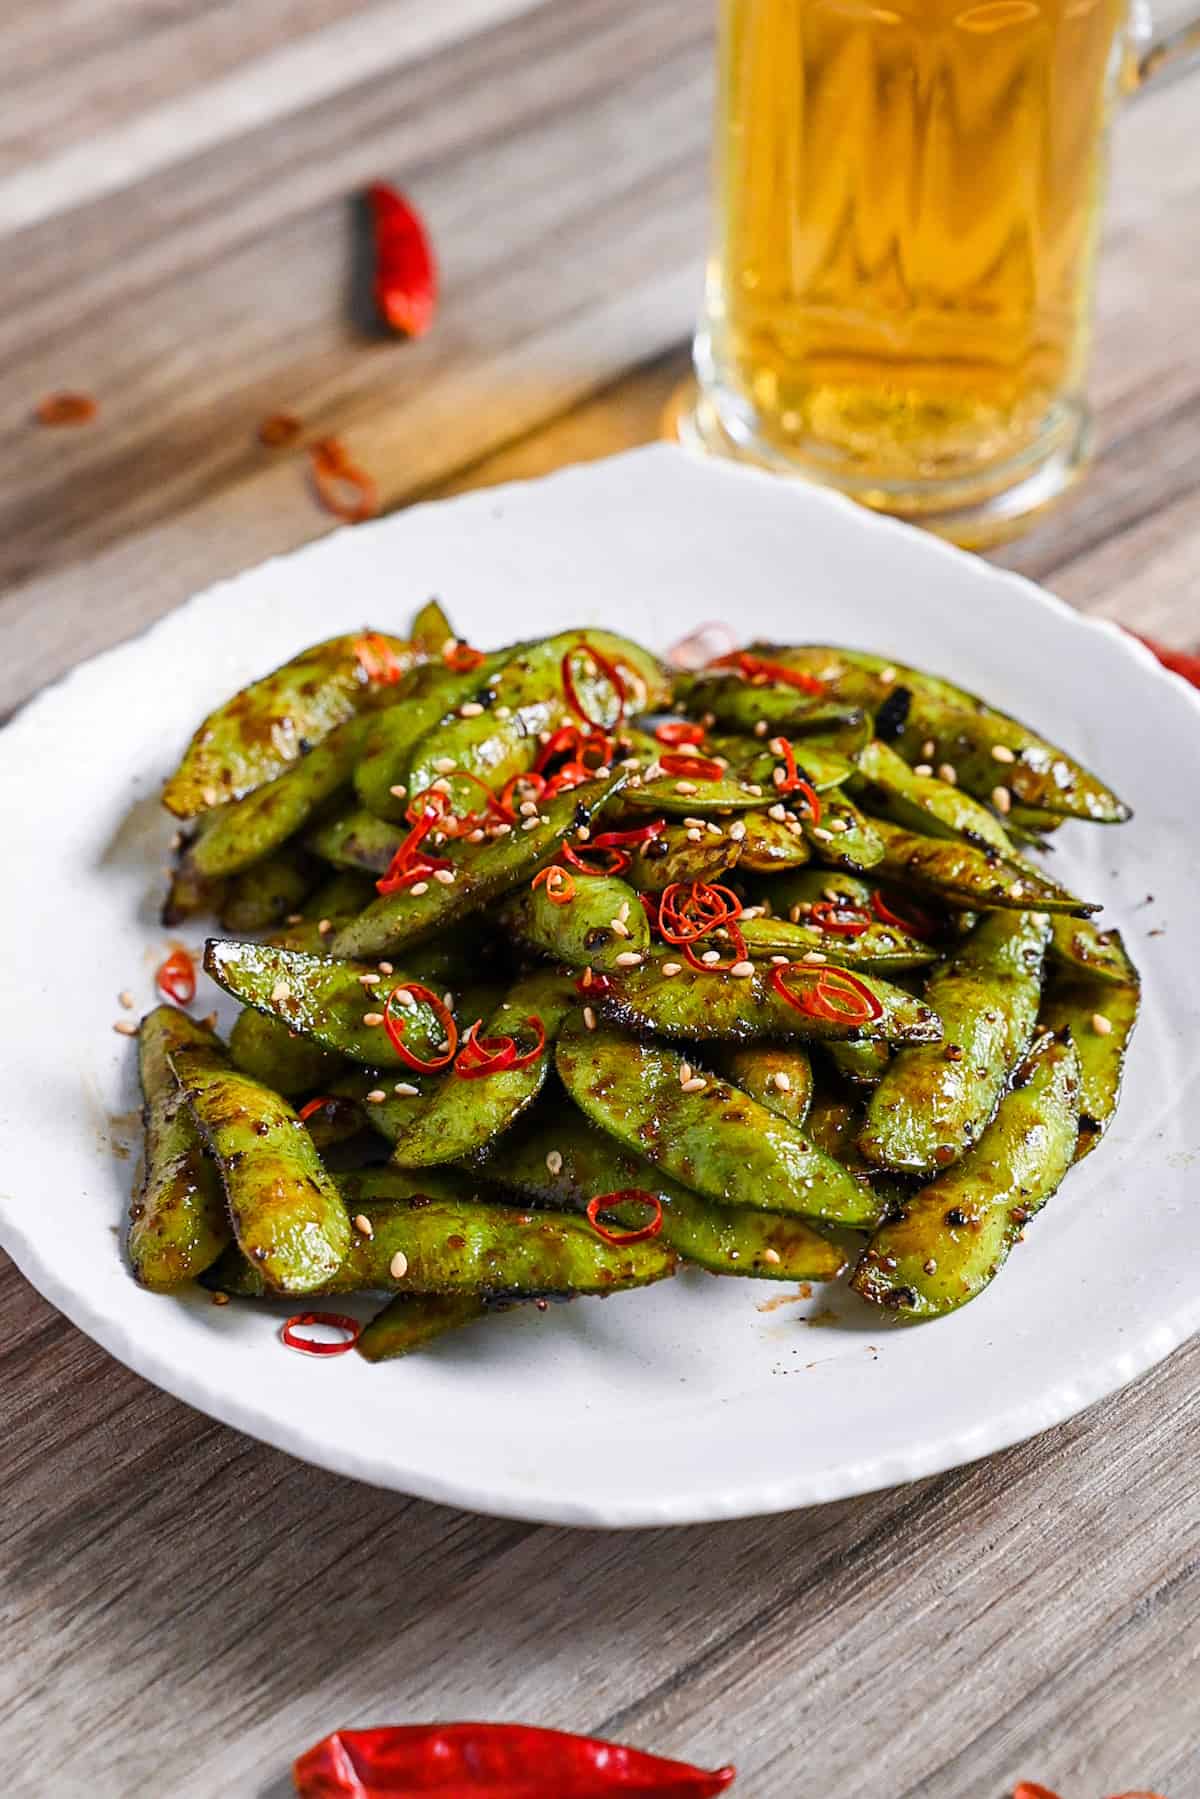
[358, 1293, 490, 1361]
[129, 1007, 230, 1290]
[499, 874, 650, 972]
[1040, 927, 1139, 1158]
[872, 817, 1096, 915]
[849, 739, 1015, 854]
[219, 845, 319, 934]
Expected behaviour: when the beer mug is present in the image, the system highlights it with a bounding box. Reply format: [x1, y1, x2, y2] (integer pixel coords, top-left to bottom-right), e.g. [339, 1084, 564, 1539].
[681, 0, 1199, 544]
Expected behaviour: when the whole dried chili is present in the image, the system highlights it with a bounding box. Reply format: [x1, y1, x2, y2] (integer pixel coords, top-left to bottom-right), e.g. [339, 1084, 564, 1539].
[293, 1722, 735, 1796]
[310, 437, 378, 524]
[367, 182, 438, 338]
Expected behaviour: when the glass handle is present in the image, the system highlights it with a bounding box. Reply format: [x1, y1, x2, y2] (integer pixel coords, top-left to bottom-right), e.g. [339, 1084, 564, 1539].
[1123, 0, 1200, 90]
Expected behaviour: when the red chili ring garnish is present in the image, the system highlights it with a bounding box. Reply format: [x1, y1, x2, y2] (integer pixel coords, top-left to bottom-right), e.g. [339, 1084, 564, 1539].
[498, 771, 548, 820]
[585, 1189, 664, 1246]
[871, 889, 939, 942]
[769, 963, 882, 1024]
[532, 866, 576, 905]
[654, 719, 707, 747]
[657, 752, 726, 782]
[383, 984, 458, 1071]
[792, 777, 822, 824]
[282, 1312, 361, 1356]
[586, 820, 667, 851]
[36, 391, 97, 427]
[561, 644, 627, 730]
[376, 801, 453, 893]
[562, 842, 631, 878]
[808, 899, 871, 937]
[310, 438, 378, 524]
[155, 948, 196, 1006]
[297, 1096, 340, 1123]
[354, 632, 406, 686]
[707, 650, 825, 695]
[455, 1014, 545, 1078]
[442, 639, 485, 672]
[656, 880, 742, 944]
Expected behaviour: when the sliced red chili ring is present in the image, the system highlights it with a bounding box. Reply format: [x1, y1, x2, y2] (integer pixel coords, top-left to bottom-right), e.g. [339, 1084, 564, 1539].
[585, 1189, 664, 1246]
[155, 948, 196, 1006]
[376, 803, 452, 893]
[531, 866, 576, 905]
[871, 889, 938, 942]
[708, 650, 825, 695]
[656, 880, 742, 944]
[654, 719, 707, 747]
[542, 761, 592, 798]
[792, 778, 822, 824]
[769, 963, 882, 1024]
[281, 1312, 361, 1356]
[586, 819, 667, 850]
[561, 843, 631, 878]
[657, 752, 726, 782]
[454, 1014, 545, 1078]
[442, 639, 485, 672]
[498, 771, 548, 820]
[310, 438, 378, 524]
[561, 643, 627, 730]
[297, 1095, 340, 1123]
[354, 632, 406, 686]
[808, 900, 871, 937]
[383, 984, 458, 1071]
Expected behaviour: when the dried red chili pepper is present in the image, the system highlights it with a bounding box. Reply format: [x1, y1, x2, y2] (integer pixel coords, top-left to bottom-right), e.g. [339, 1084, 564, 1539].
[294, 1723, 735, 1797]
[311, 437, 378, 524]
[654, 718, 707, 747]
[367, 182, 437, 338]
[281, 1313, 360, 1357]
[36, 391, 97, 427]
[383, 984, 458, 1072]
[257, 410, 302, 447]
[155, 948, 196, 1006]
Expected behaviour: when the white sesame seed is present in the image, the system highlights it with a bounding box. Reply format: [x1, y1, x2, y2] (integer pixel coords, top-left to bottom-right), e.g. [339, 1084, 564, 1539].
[441, 637, 458, 655]
[617, 901, 630, 923]
[211, 1290, 230, 1305]
[754, 720, 769, 737]
[681, 1076, 708, 1093]
[1009, 880, 1024, 898]
[583, 1006, 597, 1031]
[620, 756, 641, 770]
[271, 980, 291, 1004]
[991, 744, 1016, 764]
[389, 1250, 409, 1280]
[358, 972, 380, 985]
[492, 822, 512, 836]
[921, 740, 936, 760]
[879, 665, 897, 684]
[730, 960, 755, 977]
[354, 1214, 374, 1238]
[433, 757, 456, 774]
[706, 821, 722, 836]
[729, 821, 747, 843]
[923, 1257, 938, 1274]
[614, 950, 643, 967]
[521, 816, 540, 831]
[538, 730, 553, 745]
[1091, 1012, 1113, 1035]
[762, 1247, 782, 1265]
[789, 905, 802, 923]
[937, 763, 957, 786]
[770, 954, 790, 966]
[410, 881, 429, 895]
[686, 827, 702, 842]
[679, 1061, 694, 1085]
[772, 1071, 791, 1092]
[991, 785, 1012, 813]
[495, 705, 512, 720]
[118, 989, 135, 1010]
[701, 949, 721, 965]
[389, 783, 407, 798]
[802, 951, 827, 965]
[363, 1011, 384, 1027]
[913, 763, 934, 778]
[314, 919, 333, 934]
[675, 781, 698, 795]
[459, 701, 484, 717]
[823, 887, 842, 903]
[739, 905, 765, 920]
[575, 826, 591, 842]
[394, 1081, 419, 1096]
[743, 783, 764, 797]
[113, 1019, 138, 1036]
[769, 803, 787, 822]
[830, 817, 849, 833]
[366, 1089, 386, 1104]
[662, 961, 682, 977]
[391, 988, 415, 1008]
[519, 799, 538, 817]
[434, 868, 456, 885]
[610, 918, 631, 939]
[378, 961, 394, 975]
[285, 912, 303, 925]
[772, 767, 787, 789]
[811, 827, 834, 842]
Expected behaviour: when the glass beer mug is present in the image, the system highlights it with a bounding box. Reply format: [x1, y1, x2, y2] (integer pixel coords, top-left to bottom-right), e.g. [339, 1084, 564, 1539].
[683, 0, 1200, 544]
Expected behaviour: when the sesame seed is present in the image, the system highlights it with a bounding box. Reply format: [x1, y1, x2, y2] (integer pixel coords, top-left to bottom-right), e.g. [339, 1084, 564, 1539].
[617, 901, 631, 922]
[620, 756, 641, 770]
[802, 951, 827, 965]
[762, 1248, 782, 1265]
[169, 831, 184, 852]
[583, 1006, 597, 1030]
[354, 1214, 374, 1237]
[389, 783, 407, 798]
[937, 763, 957, 786]
[789, 905, 802, 923]
[770, 954, 790, 965]
[358, 972, 380, 986]
[317, 918, 333, 935]
[433, 757, 456, 774]
[913, 763, 933, 777]
[991, 785, 1012, 814]
[519, 799, 538, 817]
[829, 817, 849, 833]
[879, 665, 897, 683]
[118, 989, 134, 1009]
[434, 868, 456, 885]
[394, 1081, 419, 1096]
[991, 744, 1016, 763]
[729, 821, 747, 843]
[662, 962, 682, 977]
[923, 1258, 938, 1274]
[1091, 1012, 1113, 1035]
[610, 918, 631, 939]
[363, 1011, 384, 1027]
[441, 637, 458, 655]
[743, 783, 763, 797]
[410, 881, 429, 895]
[730, 960, 755, 977]
[492, 822, 513, 836]
[113, 1019, 138, 1036]
[1009, 880, 1024, 898]
[614, 950, 643, 967]
[686, 827, 702, 842]
[459, 701, 484, 717]
[811, 826, 833, 842]
[768, 803, 787, 822]
[921, 740, 936, 760]
[706, 821, 722, 836]
[365, 1090, 387, 1106]
[545, 1149, 564, 1175]
[378, 961, 394, 974]
[538, 730, 553, 745]
[389, 1250, 409, 1280]
[772, 767, 787, 788]
[675, 781, 698, 795]
[391, 988, 415, 1008]
[680, 1076, 707, 1093]
[701, 949, 721, 965]
[285, 913, 303, 926]
[271, 981, 291, 1004]
[754, 720, 769, 737]
[576, 826, 591, 842]
[495, 706, 512, 720]
[680, 1061, 694, 1084]
[739, 905, 765, 920]
[521, 816, 540, 831]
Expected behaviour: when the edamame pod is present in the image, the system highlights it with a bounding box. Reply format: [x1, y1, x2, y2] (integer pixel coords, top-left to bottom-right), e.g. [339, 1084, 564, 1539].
[164, 632, 416, 818]
[219, 846, 319, 933]
[229, 1006, 345, 1096]
[352, 654, 512, 822]
[872, 817, 1096, 914]
[171, 1045, 350, 1294]
[738, 914, 936, 975]
[676, 669, 867, 738]
[556, 1018, 883, 1227]
[716, 1044, 814, 1127]
[1047, 915, 1139, 986]
[734, 810, 812, 872]
[129, 1007, 230, 1290]
[860, 910, 1050, 1174]
[625, 819, 741, 892]
[307, 806, 402, 874]
[851, 1032, 1081, 1317]
[358, 1293, 490, 1360]
[410, 598, 455, 655]
[802, 788, 885, 872]
[499, 874, 650, 972]
[1040, 929, 1139, 1158]
[849, 739, 1015, 854]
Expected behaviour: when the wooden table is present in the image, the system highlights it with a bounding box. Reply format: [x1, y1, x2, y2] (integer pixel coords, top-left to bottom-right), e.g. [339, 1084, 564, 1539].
[2, 7, 1197, 1795]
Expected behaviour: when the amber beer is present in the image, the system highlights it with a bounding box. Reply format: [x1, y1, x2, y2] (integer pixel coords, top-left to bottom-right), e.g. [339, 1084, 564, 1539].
[695, 0, 1128, 538]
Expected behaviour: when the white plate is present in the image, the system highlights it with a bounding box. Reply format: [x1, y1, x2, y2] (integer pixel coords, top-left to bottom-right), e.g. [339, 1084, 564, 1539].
[2, 446, 1197, 1527]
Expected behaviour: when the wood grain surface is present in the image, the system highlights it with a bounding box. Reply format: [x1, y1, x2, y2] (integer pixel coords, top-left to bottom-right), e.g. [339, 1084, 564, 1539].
[0, 4, 1197, 1795]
